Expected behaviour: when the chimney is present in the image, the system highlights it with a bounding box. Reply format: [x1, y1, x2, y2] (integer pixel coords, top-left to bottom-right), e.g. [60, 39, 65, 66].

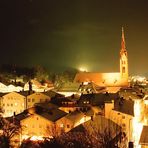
[13, 112, 16, 116]
[28, 81, 32, 95]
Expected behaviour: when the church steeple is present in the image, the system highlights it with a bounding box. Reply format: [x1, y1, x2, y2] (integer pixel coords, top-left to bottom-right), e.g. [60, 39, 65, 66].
[120, 27, 127, 55]
[121, 27, 125, 50]
[120, 27, 128, 79]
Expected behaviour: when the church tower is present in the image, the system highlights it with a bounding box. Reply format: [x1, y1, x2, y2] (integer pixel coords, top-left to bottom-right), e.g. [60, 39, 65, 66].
[120, 27, 128, 79]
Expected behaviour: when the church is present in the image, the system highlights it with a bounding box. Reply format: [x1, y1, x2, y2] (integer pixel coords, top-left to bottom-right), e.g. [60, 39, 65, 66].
[74, 28, 129, 87]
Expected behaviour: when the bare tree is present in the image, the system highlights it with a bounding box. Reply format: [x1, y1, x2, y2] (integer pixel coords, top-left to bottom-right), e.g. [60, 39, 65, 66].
[46, 124, 64, 138]
[0, 117, 21, 148]
[57, 131, 93, 148]
[82, 120, 128, 148]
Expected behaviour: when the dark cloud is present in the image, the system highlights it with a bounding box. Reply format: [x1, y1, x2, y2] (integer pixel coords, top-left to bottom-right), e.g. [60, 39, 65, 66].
[0, 0, 148, 75]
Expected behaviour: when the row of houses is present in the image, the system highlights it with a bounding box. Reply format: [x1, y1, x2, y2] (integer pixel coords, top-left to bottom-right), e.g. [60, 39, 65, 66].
[0, 83, 147, 147]
[12, 104, 91, 139]
[0, 79, 54, 93]
[0, 90, 113, 118]
[0, 91, 58, 117]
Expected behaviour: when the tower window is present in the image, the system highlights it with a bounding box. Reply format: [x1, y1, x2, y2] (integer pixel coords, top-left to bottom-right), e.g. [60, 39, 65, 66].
[122, 67, 125, 73]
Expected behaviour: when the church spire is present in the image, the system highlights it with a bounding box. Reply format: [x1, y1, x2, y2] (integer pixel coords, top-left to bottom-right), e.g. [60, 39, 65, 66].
[121, 27, 126, 50]
[120, 27, 128, 80]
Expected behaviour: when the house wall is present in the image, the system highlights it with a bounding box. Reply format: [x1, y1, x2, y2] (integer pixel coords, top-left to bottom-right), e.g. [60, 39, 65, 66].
[56, 117, 74, 132]
[27, 93, 51, 108]
[21, 114, 54, 138]
[1, 92, 26, 117]
[105, 101, 133, 142]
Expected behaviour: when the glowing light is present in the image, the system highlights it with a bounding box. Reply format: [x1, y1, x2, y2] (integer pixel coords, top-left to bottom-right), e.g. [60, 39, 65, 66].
[132, 100, 143, 148]
[144, 100, 148, 105]
[134, 101, 141, 118]
[22, 135, 53, 141]
[30, 136, 44, 141]
[132, 119, 143, 148]
[83, 82, 89, 85]
[131, 76, 146, 83]
[79, 67, 87, 72]
[60, 124, 64, 128]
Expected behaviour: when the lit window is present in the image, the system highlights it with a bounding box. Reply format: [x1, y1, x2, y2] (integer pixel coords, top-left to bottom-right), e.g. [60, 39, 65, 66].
[15, 103, 17, 106]
[60, 124, 64, 128]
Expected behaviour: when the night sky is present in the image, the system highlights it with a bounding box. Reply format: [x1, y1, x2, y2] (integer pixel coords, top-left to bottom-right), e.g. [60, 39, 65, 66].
[0, 0, 148, 75]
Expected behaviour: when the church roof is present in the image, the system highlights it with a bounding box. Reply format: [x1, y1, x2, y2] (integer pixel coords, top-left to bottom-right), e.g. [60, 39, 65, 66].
[74, 72, 121, 86]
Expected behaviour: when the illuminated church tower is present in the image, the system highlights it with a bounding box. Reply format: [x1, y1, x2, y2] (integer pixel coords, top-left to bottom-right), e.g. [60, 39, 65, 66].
[120, 27, 128, 79]
[74, 27, 129, 87]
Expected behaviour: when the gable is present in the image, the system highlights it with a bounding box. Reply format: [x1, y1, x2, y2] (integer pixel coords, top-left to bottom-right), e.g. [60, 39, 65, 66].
[3, 92, 25, 99]
[27, 92, 50, 100]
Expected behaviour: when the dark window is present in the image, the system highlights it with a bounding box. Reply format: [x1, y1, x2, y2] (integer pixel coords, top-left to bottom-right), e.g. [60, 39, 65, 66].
[122, 67, 125, 73]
